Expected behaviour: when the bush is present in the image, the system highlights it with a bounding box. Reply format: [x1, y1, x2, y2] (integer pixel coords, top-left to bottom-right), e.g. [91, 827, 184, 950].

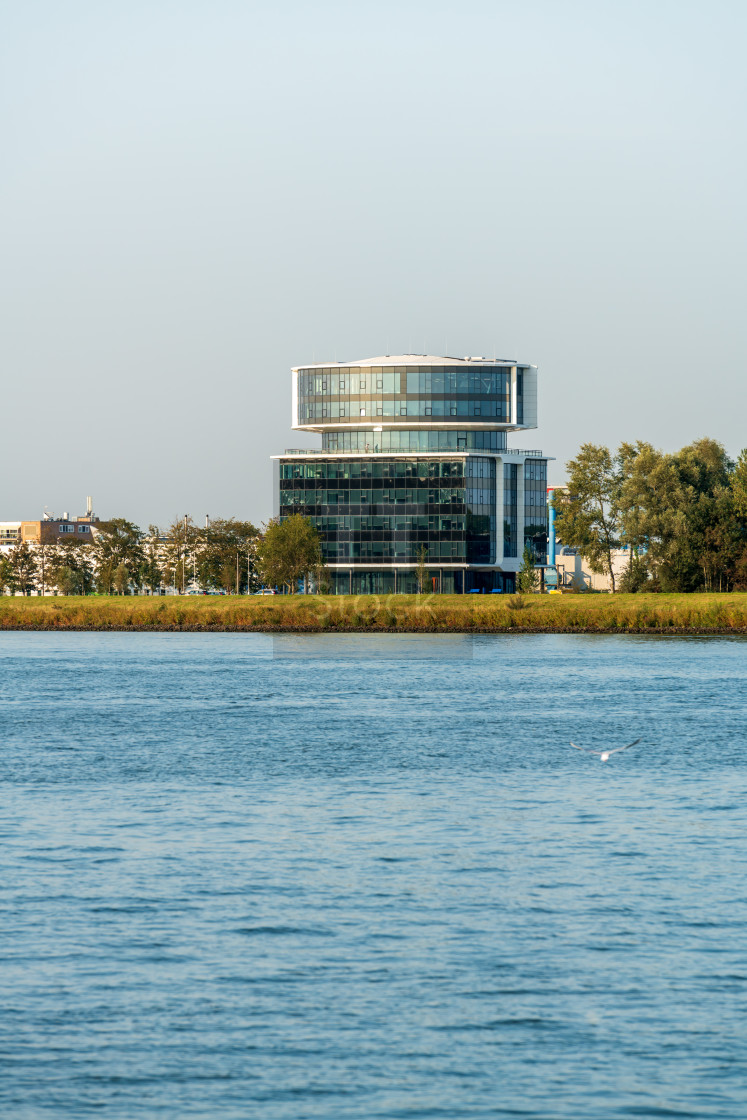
[618, 555, 650, 593]
[517, 545, 540, 594]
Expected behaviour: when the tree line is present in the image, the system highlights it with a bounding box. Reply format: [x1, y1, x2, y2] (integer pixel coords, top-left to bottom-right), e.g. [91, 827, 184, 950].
[555, 438, 747, 592]
[6, 437, 745, 598]
[0, 514, 326, 596]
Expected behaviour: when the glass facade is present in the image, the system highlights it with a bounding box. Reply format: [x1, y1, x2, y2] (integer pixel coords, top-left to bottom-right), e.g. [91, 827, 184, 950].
[524, 459, 548, 560]
[279, 458, 470, 562]
[279, 454, 503, 568]
[323, 429, 507, 453]
[328, 568, 469, 595]
[466, 458, 496, 564]
[297, 366, 520, 427]
[503, 464, 518, 558]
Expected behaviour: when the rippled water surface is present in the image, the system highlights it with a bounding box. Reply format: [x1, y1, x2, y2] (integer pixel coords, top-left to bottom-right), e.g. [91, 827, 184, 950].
[2, 632, 747, 1119]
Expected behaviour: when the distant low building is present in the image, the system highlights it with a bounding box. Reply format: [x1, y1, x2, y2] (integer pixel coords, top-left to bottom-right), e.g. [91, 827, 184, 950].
[20, 516, 97, 546]
[1, 499, 100, 555]
[0, 523, 21, 553]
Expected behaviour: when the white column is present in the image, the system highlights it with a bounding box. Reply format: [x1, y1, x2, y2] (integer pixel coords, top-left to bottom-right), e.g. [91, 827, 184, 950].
[291, 369, 299, 430]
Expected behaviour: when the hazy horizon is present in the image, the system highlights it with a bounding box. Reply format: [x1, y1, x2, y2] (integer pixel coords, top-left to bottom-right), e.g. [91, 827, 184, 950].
[3, 0, 746, 528]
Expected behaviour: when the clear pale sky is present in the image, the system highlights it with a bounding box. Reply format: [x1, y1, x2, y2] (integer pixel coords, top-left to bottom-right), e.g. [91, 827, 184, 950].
[3, 0, 745, 527]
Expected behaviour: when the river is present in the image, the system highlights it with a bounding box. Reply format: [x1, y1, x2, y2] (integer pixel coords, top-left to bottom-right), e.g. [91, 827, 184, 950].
[1, 632, 746, 1118]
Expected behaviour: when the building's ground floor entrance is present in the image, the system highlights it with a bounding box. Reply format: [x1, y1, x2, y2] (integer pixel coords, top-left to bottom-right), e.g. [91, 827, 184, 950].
[326, 568, 516, 595]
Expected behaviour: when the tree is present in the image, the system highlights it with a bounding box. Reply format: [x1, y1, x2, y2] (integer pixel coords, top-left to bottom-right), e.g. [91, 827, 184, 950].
[617, 439, 735, 592]
[219, 558, 237, 594]
[313, 556, 332, 594]
[56, 567, 78, 595]
[36, 542, 55, 596]
[732, 450, 747, 515]
[257, 515, 321, 593]
[734, 546, 747, 591]
[617, 554, 650, 593]
[517, 544, 540, 593]
[0, 556, 16, 595]
[7, 541, 38, 595]
[414, 545, 429, 594]
[97, 557, 117, 596]
[159, 517, 259, 594]
[47, 539, 95, 595]
[198, 518, 260, 594]
[556, 436, 747, 593]
[615, 441, 658, 587]
[159, 518, 186, 593]
[730, 450, 747, 590]
[665, 439, 734, 592]
[554, 444, 621, 592]
[161, 516, 194, 594]
[94, 519, 145, 594]
[140, 527, 164, 594]
[113, 562, 130, 595]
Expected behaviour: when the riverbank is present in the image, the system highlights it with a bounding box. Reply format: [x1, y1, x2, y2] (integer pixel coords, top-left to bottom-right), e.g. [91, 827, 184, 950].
[1, 593, 747, 633]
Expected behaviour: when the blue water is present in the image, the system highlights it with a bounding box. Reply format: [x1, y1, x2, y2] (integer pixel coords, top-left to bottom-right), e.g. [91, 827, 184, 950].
[2, 632, 747, 1119]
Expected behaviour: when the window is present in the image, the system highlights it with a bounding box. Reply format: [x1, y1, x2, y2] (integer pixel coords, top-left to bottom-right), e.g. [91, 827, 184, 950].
[360, 408, 366, 416]
[78, 525, 89, 533]
[340, 405, 346, 417]
[59, 524, 74, 534]
[400, 407, 407, 416]
[339, 380, 346, 390]
[376, 378, 383, 389]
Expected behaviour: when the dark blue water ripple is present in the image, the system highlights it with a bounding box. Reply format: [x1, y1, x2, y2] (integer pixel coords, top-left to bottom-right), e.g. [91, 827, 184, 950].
[1, 632, 746, 1119]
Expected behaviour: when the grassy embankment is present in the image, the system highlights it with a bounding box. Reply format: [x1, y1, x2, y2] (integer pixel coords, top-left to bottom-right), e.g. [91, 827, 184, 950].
[1, 593, 747, 633]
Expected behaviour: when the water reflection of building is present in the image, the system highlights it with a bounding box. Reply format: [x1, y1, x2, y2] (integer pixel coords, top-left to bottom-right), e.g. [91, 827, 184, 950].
[273, 355, 550, 593]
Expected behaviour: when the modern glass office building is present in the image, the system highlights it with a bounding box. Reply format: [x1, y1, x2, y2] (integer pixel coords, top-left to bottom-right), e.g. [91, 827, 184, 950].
[273, 356, 549, 593]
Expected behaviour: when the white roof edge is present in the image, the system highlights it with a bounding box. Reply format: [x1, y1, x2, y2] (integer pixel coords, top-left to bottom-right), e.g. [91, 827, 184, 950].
[271, 450, 552, 460]
[291, 355, 536, 371]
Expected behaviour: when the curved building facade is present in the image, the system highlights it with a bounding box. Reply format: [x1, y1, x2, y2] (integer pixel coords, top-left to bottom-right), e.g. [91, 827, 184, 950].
[274, 355, 549, 593]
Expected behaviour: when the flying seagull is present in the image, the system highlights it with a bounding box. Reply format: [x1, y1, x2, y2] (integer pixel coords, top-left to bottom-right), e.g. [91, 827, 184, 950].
[570, 738, 641, 762]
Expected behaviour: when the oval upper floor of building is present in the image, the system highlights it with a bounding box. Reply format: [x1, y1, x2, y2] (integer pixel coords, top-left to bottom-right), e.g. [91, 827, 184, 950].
[291, 355, 537, 432]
